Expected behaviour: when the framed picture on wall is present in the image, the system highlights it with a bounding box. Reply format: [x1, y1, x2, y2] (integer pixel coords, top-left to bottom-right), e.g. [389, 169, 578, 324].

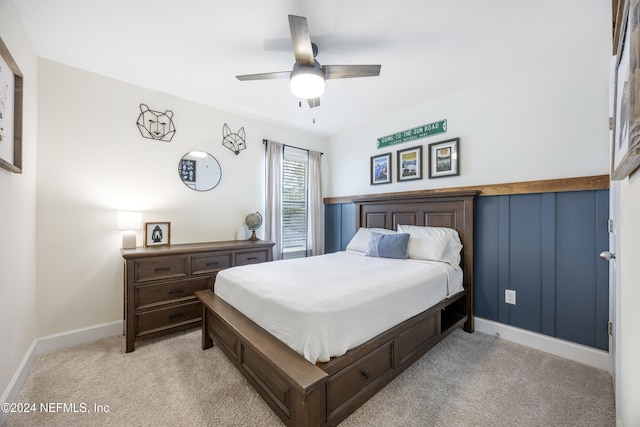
[0, 37, 23, 174]
[397, 146, 422, 182]
[370, 152, 392, 185]
[428, 138, 459, 178]
[611, 0, 640, 180]
[144, 222, 171, 247]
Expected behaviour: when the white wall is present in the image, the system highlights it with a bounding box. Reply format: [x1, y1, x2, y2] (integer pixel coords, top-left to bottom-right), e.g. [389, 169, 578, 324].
[326, 42, 611, 197]
[35, 59, 327, 337]
[0, 0, 38, 405]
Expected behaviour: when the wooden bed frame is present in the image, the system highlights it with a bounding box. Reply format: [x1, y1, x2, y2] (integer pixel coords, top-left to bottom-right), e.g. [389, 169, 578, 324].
[195, 191, 477, 426]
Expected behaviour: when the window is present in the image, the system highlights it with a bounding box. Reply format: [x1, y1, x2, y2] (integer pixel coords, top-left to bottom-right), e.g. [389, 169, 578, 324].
[282, 147, 308, 259]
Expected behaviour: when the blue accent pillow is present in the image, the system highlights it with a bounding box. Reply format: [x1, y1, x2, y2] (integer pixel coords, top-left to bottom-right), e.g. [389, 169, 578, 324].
[365, 232, 410, 259]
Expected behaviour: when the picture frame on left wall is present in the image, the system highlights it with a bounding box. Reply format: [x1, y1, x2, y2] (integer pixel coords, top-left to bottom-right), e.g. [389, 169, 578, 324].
[144, 222, 171, 247]
[0, 37, 24, 174]
[611, 0, 640, 180]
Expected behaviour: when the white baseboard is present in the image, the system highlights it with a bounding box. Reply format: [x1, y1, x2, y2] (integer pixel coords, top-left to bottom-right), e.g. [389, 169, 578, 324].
[0, 321, 123, 425]
[35, 320, 122, 355]
[0, 340, 37, 426]
[475, 317, 612, 373]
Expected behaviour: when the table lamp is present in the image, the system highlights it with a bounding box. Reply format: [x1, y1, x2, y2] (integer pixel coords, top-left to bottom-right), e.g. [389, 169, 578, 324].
[118, 211, 142, 249]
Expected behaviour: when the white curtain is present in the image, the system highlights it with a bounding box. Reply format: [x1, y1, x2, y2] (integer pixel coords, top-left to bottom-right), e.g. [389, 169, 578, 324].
[264, 140, 283, 260]
[308, 150, 324, 256]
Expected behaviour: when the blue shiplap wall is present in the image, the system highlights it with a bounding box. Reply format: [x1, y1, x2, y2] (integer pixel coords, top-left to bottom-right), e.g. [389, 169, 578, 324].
[324, 189, 610, 351]
[325, 202, 356, 253]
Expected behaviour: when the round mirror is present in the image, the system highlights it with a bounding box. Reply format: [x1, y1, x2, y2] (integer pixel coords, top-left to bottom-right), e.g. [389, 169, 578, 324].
[178, 152, 222, 191]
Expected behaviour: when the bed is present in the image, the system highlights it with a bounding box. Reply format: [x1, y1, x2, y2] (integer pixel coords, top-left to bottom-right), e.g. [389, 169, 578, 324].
[195, 191, 477, 426]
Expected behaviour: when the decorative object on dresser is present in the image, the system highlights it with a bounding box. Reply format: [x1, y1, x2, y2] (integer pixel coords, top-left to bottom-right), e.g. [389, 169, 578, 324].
[244, 211, 263, 241]
[117, 211, 142, 249]
[235, 225, 246, 240]
[122, 240, 275, 352]
[144, 222, 171, 247]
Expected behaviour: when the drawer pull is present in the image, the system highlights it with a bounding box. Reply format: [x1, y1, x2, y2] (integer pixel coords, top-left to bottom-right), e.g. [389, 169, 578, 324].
[168, 289, 184, 295]
[206, 261, 220, 266]
[169, 313, 184, 320]
[246, 257, 258, 261]
[362, 371, 370, 380]
[154, 267, 171, 272]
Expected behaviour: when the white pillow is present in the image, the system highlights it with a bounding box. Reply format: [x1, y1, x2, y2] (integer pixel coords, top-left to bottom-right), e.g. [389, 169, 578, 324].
[397, 225, 463, 265]
[346, 227, 397, 253]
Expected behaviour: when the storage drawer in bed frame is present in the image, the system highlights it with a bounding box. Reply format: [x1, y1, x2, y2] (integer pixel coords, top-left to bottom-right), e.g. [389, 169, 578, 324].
[197, 289, 468, 427]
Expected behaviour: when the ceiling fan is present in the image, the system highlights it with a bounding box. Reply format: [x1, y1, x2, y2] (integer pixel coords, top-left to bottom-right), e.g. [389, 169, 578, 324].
[235, 15, 381, 108]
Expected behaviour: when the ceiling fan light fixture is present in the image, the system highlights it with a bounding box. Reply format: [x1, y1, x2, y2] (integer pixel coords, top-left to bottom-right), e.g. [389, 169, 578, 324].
[290, 62, 325, 99]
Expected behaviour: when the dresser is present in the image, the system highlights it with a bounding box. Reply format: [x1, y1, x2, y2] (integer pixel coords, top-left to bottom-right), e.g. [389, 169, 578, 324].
[121, 240, 275, 352]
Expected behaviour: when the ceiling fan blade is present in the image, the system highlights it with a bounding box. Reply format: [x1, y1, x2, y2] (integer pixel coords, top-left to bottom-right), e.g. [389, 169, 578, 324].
[322, 64, 381, 80]
[307, 97, 320, 108]
[288, 15, 315, 66]
[236, 71, 291, 81]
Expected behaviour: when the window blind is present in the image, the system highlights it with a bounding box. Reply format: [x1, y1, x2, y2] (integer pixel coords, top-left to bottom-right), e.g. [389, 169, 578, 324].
[282, 147, 308, 258]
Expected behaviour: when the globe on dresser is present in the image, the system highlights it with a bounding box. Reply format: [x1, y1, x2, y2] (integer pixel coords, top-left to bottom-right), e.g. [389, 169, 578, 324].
[245, 211, 263, 241]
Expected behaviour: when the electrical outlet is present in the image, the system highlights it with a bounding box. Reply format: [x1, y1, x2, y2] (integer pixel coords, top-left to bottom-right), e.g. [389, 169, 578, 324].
[505, 289, 516, 305]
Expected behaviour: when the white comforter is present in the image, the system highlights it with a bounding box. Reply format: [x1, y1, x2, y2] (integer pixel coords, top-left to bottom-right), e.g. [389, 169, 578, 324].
[214, 251, 463, 364]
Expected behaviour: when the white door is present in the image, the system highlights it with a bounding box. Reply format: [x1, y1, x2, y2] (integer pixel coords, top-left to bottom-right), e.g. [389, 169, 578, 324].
[602, 182, 620, 406]
[605, 56, 620, 421]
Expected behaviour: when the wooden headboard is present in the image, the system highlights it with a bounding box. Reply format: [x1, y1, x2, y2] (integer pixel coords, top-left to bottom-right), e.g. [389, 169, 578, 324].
[353, 191, 479, 330]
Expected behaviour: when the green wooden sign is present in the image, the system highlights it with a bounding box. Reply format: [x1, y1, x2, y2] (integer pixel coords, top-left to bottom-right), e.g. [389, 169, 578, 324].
[377, 119, 447, 149]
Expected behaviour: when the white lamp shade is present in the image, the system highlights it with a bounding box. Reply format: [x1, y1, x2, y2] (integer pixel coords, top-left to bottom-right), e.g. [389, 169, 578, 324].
[117, 211, 142, 230]
[118, 211, 142, 249]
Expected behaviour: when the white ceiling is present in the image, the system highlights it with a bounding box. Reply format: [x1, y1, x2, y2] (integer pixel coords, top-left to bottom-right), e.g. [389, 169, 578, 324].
[14, 0, 610, 138]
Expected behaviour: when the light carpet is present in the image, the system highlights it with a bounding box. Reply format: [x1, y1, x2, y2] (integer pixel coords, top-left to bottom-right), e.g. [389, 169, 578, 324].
[3, 328, 615, 426]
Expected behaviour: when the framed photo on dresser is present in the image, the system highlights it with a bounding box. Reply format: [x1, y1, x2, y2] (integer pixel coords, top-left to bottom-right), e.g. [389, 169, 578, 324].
[144, 222, 171, 247]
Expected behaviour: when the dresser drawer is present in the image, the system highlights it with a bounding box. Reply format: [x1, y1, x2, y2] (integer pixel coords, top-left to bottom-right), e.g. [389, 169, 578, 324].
[134, 257, 188, 283]
[235, 250, 268, 266]
[136, 301, 202, 336]
[123, 240, 274, 352]
[136, 276, 211, 309]
[192, 253, 232, 275]
[327, 340, 394, 416]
